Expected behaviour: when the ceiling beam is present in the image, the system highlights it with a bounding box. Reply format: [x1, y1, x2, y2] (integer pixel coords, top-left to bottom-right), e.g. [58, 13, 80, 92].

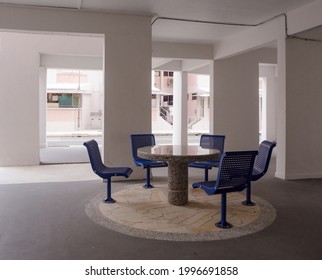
[152, 60, 182, 71]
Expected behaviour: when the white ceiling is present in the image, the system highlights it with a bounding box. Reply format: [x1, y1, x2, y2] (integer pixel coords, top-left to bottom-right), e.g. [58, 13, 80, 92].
[0, 0, 317, 44]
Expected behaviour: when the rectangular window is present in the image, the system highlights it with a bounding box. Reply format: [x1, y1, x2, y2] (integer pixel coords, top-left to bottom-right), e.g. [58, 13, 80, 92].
[46, 68, 103, 146]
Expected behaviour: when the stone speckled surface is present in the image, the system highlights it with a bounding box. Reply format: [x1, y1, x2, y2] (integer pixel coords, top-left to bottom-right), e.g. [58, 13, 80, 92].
[85, 184, 276, 241]
[138, 145, 219, 205]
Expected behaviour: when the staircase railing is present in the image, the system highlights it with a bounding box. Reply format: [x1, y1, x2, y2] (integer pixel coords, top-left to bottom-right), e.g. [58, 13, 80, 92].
[160, 106, 173, 125]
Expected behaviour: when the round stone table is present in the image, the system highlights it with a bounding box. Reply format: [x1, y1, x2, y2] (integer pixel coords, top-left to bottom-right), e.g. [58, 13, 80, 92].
[138, 145, 219, 206]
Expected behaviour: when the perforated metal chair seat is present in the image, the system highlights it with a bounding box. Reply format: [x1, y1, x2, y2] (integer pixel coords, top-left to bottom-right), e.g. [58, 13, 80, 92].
[188, 160, 219, 169]
[199, 180, 247, 195]
[193, 150, 258, 229]
[133, 158, 168, 169]
[94, 166, 133, 179]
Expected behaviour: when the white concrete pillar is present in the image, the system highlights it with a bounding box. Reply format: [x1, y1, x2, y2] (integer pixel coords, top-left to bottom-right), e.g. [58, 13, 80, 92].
[173, 71, 188, 145]
[39, 66, 47, 148]
[275, 38, 286, 179]
[156, 94, 161, 116]
[209, 61, 215, 134]
[103, 22, 152, 180]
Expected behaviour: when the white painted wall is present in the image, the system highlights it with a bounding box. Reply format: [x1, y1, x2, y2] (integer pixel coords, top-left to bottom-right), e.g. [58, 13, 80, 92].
[211, 0, 322, 179]
[287, 0, 322, 35]
[213, 0, 322, 60]
[210, 0, 322, 178]
[284, 38, 322, 179]
[1, 2, 322, 182]
[213, 16, 284, 60]
[0, 5, 151, 176]
[152, 42, 213, 60]
[213, 48, 277, 151]
[0, 32, 40, 165]
[0, 32, 103, 166]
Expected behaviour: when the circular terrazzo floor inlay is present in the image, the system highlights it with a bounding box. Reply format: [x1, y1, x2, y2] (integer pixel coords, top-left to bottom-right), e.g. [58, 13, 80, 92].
[85, 184, 276, 241]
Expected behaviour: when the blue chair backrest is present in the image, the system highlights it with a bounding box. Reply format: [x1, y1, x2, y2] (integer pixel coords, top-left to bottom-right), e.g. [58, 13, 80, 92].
[253, 140, 276, 180]
[83, 140, 105, 173]
[200, 134, 225, 156]
[216, 151, 258, 190]
[130, 134, 156, 161]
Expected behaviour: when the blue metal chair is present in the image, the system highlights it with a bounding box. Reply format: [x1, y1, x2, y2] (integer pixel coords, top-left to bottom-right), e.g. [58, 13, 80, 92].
[84, 140, 133, 204]
[192, 150, 258, 229]
[130, 134, 168, 188]
[242, 140, 277, 206]
[189, 134, 225, 186]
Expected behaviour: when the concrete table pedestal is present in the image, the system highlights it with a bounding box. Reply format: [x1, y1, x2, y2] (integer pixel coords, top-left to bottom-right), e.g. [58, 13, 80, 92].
[138, 145, 219, 206]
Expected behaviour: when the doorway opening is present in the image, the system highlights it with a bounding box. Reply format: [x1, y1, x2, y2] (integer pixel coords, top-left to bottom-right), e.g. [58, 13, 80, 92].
[259, 63, 277, 144]
[37, 35, 104, 164]
[259, 76, 267, 142]
[46, 68, 103, 147]
[40, 67, 103, 164]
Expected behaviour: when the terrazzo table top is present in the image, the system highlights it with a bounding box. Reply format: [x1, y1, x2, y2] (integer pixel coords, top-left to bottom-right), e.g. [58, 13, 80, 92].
[138, 144, 220, 162]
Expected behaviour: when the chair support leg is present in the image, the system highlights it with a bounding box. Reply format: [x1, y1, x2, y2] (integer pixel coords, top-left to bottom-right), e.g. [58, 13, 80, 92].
[242, 183, 256, 206]
[205, 169, 209, 181]
[215, 193, 232, 229]
[104, 178, 116, 204]
[143, 167, 154, 189]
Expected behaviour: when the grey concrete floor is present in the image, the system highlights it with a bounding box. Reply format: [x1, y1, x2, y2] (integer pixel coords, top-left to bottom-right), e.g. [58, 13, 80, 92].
[0, 160, 322, 260]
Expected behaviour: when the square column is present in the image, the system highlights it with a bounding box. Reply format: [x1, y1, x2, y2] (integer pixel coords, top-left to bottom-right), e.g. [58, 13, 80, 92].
[173, 71, 188, 145]
[209, 61, 215, 134]
[275, 38, 286, 179]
